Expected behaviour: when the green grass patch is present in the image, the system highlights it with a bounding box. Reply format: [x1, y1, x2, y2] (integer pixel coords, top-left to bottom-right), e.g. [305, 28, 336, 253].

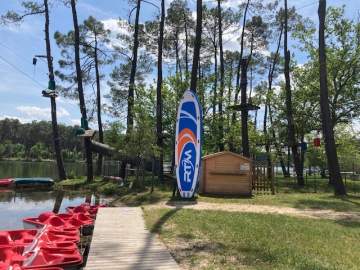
[56, 175, 360, 212]
[57, 177, 87, 187]
[55, 177, 124, 195]
[111, 186, 172, 206]
[144, 208, 360, 270]
[198, 193, 360, 212]
[198, 176, 360, 212]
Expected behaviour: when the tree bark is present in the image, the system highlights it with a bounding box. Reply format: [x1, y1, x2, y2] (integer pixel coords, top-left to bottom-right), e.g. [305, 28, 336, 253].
[284, 0, 303, 185]
[226, 58, 234, 139]
[318, 0, 346, 195]
[94, 35, 104, 176]
[127, 0, 141, 133]
[217, 0, 225, 151]
[212, 44, 218, 130]
[240, 58, 249, 157]
[190, 0, 203, 93]
[174, 32, 182, 78]
[230, 0, 250, 152]
[156, 0, 165, 183]
[70, 0, 93, 182]
[44, 0, 66, 180]
[184, 12, 189, 77]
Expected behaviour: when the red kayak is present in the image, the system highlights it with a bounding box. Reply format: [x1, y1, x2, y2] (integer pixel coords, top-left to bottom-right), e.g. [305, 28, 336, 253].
[66, 203, 105, 217]
[23, 213, 91, 231]
[0, 246, 82, 270]
[0, 229, 79, 248]
[1, 265, 63, 270]
[0, 178, 13, 188]
[56, 213, 93, 227]
[8, 265, 63, 270]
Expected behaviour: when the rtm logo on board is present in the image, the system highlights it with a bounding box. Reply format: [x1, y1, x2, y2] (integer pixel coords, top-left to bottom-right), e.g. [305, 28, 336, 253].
[181, 149, 194, 183]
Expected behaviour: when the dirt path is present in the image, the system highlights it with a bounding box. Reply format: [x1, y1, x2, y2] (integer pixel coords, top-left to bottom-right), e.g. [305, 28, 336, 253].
[146, 201, 360, 222]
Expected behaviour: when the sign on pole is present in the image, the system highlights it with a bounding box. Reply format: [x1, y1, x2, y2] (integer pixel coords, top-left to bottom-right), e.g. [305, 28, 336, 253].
[175, 90, 202, 198]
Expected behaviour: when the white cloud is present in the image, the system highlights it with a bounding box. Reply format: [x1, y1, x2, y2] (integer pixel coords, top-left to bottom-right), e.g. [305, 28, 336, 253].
[0, 20, 42, 37]
[70, 119, 81, 126]
[77, 2, 115, 18]
[15, 106, 70, 120]
[0, 114, 31, 123]
[102, 18, 131, 50]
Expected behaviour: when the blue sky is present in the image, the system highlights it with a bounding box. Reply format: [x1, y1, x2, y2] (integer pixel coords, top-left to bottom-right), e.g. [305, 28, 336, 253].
[0, 0, 358, 128]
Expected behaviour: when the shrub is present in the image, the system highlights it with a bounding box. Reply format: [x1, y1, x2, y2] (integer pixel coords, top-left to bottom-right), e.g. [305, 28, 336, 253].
[98, 182, 119, 195]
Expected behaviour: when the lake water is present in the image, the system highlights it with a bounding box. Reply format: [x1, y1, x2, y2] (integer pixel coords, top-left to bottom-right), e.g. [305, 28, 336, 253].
[0, 160, 86, 180]
[0, 191, 100, 230]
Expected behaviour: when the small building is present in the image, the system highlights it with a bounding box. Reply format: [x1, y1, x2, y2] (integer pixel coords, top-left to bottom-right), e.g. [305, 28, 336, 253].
[199, 151, 252, 196]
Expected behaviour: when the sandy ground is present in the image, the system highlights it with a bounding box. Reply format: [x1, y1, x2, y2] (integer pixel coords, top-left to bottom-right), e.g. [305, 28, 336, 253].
[145, 201, 360, 222]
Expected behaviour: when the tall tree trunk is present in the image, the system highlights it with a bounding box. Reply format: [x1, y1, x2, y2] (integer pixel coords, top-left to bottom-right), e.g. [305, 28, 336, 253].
[127, 0, 141, 134]
[190, 0, 203, 93]
[226, 58, 234, 141]
[212, 44, 218, 135]
[156, 0, 165, 183]
[184, 12, 189, 77]
[264, 24, 283, 180]
[217, 0, 225, 151]
[44, 0, 66, 180]
[239, 34, 255, 158]
[284, 0, 303, 185]
[175, 32, 182, 79]
[230, 0, 250, 151]
[240, 58, 249, 157]
[70, 0, 93, 182]
[318, 0, 346, 195]
[94, 35, 103, 176]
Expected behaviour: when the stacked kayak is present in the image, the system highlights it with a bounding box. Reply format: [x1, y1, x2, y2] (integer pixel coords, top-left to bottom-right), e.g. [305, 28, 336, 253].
[0, 246, 81, 270]
[0, 227, 81, 270]
[23, 211, 94, 236]
[0, 179, 13, 188]
[13, 178, 54, 189]
[66, 204, 105, 219]
[0, 178, 54, 189]
[0, 203, 106, 270]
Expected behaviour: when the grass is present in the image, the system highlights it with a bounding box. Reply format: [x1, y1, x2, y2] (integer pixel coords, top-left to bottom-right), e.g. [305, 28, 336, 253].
[198, 176, 360, 212]
[55, 175, 360, 212]
[55, 177, 123, 196]
[143, 208, 360, 270]
[110, 185, 172, 206]
[109, 177, 360, 212]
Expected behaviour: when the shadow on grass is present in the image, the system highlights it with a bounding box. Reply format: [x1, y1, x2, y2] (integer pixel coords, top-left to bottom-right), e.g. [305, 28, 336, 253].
[292, 195, 360, 212]
[113, 191, 167, 207]
[150, 208, 181, 233]
[340, 195, 360, 207]
[335, 219, 360, 228]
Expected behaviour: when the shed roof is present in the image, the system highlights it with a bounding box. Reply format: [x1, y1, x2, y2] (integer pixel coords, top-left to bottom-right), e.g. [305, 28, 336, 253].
[202, 151, 252, 162]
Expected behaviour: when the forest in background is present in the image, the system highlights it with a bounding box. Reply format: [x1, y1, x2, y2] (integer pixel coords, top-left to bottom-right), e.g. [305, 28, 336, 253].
[0, 118, 83, 161]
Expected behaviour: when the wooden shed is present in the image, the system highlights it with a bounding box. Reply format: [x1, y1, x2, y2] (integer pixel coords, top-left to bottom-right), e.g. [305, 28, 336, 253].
[199, 151, 252, 196]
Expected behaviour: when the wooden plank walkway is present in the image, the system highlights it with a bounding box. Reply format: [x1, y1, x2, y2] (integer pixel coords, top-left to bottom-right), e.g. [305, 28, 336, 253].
[85, 207, 180, 270]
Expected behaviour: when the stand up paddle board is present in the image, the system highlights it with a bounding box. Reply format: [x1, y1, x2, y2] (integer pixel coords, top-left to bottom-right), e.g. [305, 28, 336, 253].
[175, 90, 202, 198]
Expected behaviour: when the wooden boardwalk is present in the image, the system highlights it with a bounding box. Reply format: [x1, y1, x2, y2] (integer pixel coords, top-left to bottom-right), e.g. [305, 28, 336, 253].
[85, 207, 180, 270]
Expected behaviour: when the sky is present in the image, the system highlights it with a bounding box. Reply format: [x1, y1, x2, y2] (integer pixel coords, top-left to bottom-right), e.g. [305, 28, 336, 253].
[0, 0, 359, 129]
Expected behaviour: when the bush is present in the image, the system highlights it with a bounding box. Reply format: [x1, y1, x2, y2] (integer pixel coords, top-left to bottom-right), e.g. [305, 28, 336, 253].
[98, 182, 119, 195]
